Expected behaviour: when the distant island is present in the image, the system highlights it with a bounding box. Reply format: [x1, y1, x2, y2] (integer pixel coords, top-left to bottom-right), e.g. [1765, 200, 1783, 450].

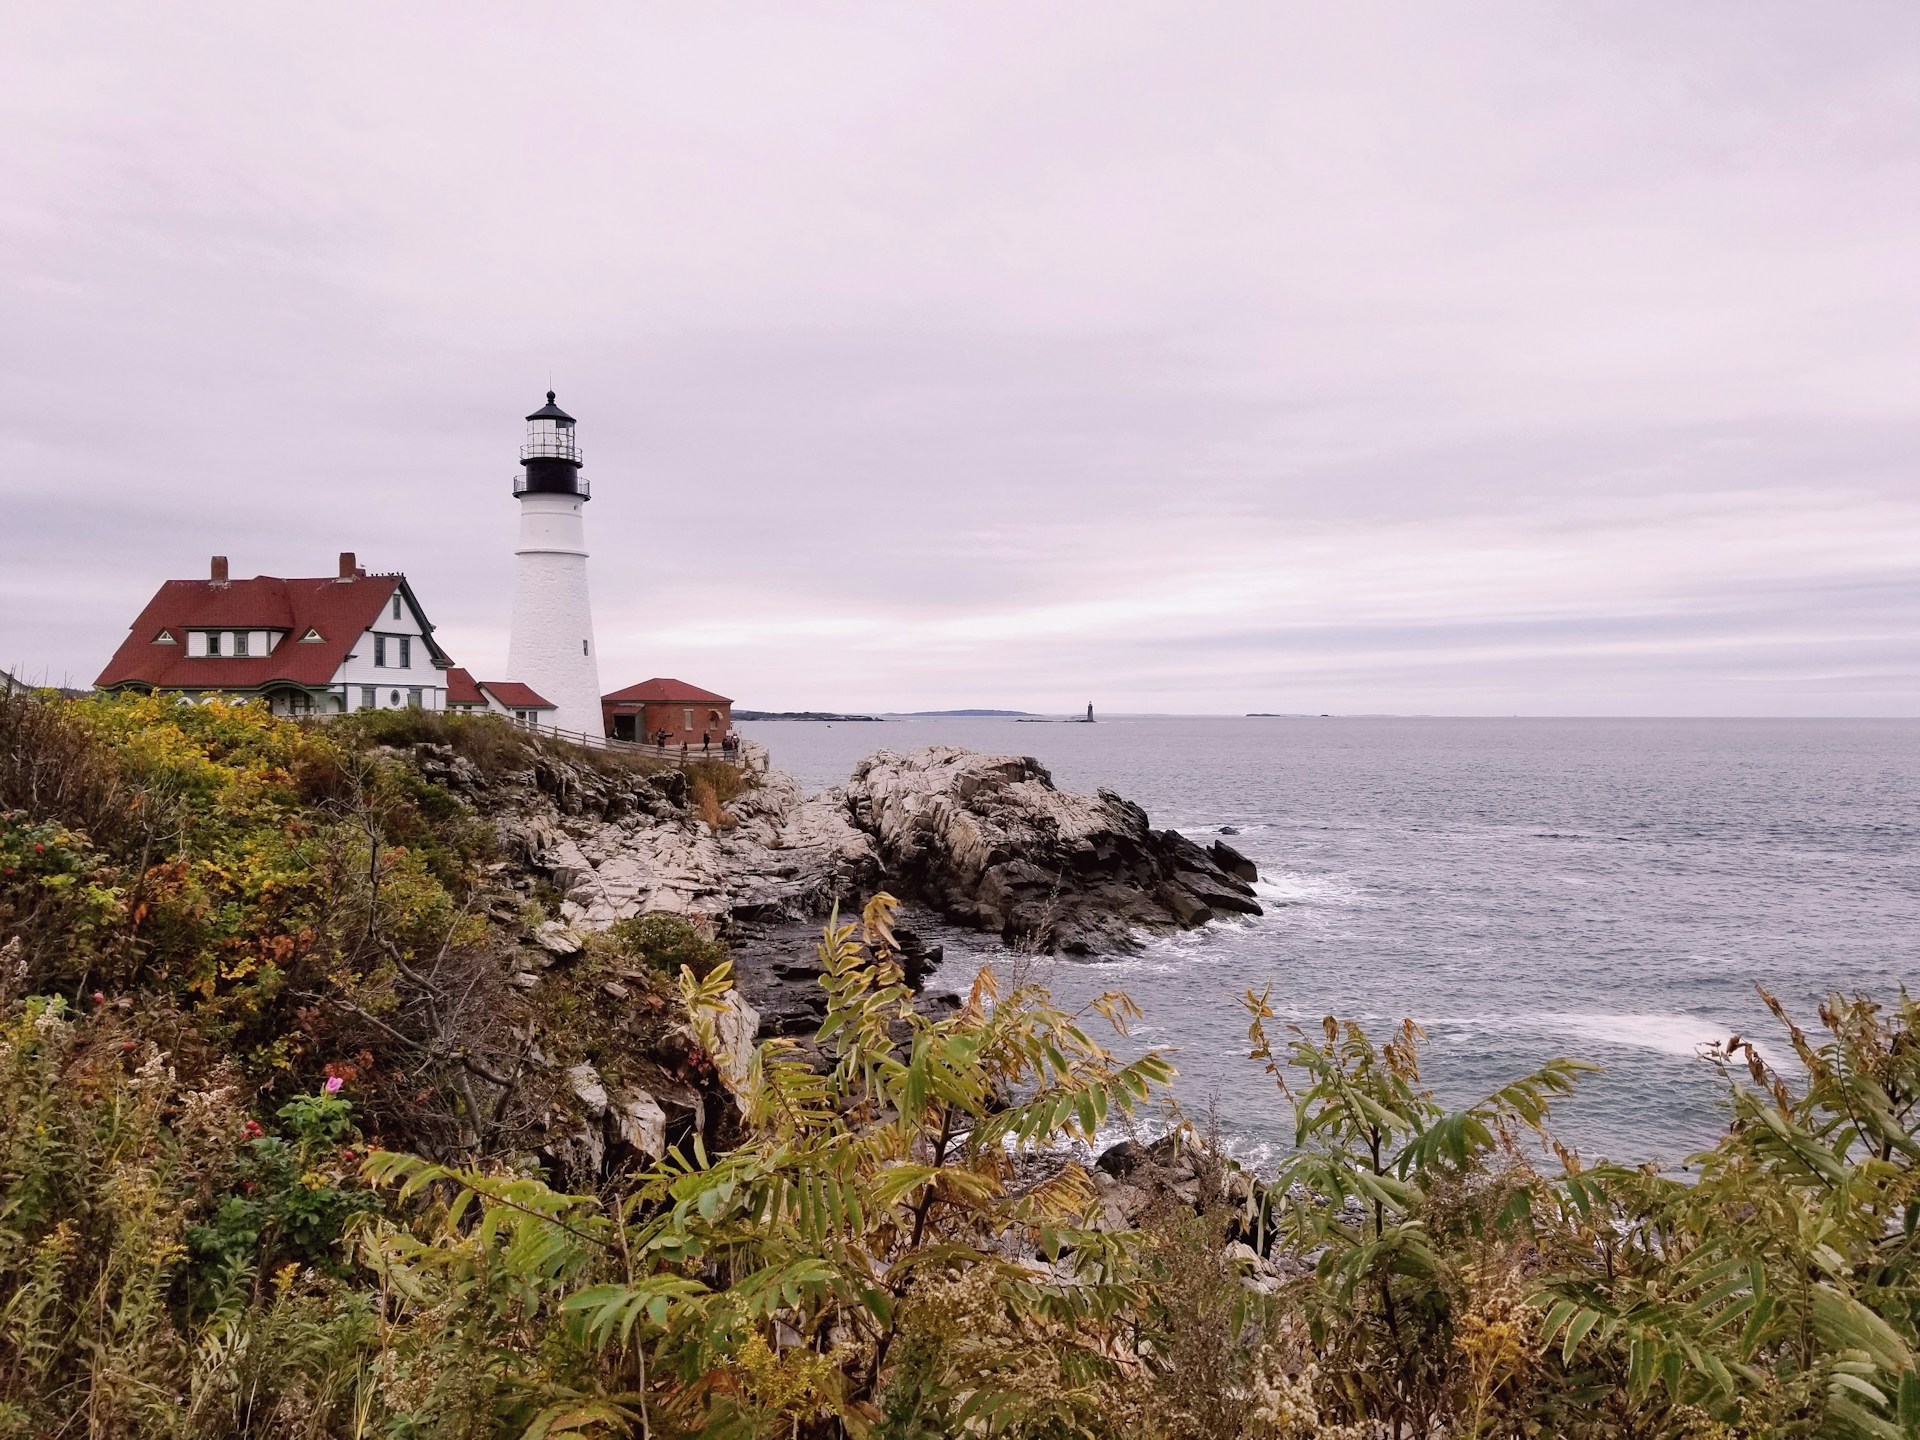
[893, 709, 1037, 717]
[734, 710, 883, 722]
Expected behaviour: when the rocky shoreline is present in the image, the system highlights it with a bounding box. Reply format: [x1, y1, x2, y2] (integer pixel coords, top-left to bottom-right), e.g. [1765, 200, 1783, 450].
[404, 733, 1281, 1227]
[455, 740, 1268, 1043]
[481, 741, 1262, 962]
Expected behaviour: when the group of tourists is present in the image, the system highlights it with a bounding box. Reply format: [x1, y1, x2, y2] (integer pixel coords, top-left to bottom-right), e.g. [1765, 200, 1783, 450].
[645, 727, 744, 761]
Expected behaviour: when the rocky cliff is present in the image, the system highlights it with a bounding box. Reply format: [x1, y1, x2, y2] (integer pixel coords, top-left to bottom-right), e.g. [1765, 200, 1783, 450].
[466, 740, 1260, 959]
[842, 746, 1261, 953]
[462, 740, 1260, 962]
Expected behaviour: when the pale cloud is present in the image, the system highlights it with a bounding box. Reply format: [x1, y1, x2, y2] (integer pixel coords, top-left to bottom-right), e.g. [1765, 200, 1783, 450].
[2, 3, 1916, 712]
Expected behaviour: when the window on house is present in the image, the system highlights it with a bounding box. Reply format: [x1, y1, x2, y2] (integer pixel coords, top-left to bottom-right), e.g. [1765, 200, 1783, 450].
[359, 687, 375, 710]
[406, 687, 422, 709]
[398, 636, 411, 669]
[233, 632, 249, 657]
[392, 594, 402, 620]
[374, 635, 387, 667]
[389, 690, 401, 706]
[582, 639, 588, 655]
[683, 708, 694, 731]
[206, 632, 222, 656]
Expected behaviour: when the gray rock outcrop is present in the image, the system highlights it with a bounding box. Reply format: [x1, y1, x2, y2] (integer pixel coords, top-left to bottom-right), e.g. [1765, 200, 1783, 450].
[488, 749, 881, 932]
[841, 746, 1260, 954]
[446, 730, 1260, 980]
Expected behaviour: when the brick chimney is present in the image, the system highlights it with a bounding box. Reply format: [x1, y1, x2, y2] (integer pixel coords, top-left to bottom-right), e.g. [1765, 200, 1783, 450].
[338, 551, 357, 580]
[210, 555, 229, 585]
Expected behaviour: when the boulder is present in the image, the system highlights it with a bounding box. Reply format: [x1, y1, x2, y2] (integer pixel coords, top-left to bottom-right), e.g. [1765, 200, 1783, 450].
[610, 1088, 667, 1162]
[1157, 884, 1214, 927]
[567, 1062, 608, 1117]
[534, 921, 585, 958]
[710, 990, 761, 1114]
[842, 747, 1262, 953]
[1209, 838, 1259, 884]
[1095, 1181, 1149, 1232]
[1094, 1138, 1148, 1178]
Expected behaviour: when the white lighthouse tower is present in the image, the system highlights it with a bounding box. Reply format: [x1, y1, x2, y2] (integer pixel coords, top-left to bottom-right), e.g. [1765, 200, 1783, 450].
[506, 391, 603, 735]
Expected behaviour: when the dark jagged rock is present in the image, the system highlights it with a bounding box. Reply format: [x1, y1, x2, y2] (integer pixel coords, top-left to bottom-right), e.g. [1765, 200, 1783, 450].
[1209, 838, 1259, 883]
[727, 914, 960, 1044]
[843, 746, 1263, 954]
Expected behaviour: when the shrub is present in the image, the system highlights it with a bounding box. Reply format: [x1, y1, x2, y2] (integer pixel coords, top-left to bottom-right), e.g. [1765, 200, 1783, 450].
[0, 991, 375, 1436]
[358, 895, 1176, 1438]
[685, 757, 751, 805]
[605, 911, 727, 980]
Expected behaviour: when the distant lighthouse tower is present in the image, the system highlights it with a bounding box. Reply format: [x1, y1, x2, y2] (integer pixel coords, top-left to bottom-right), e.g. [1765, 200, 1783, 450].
[506, 391, 603, 735]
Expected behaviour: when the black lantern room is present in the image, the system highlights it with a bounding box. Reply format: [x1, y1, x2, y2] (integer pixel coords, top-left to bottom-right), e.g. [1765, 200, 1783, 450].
[515, 391, 590, 499]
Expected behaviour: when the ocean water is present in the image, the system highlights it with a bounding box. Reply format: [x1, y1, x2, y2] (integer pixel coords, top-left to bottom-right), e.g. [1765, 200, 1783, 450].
[736, 716, 1920, 1167]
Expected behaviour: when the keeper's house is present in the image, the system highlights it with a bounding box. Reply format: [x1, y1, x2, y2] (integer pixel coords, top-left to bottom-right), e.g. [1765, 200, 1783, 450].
[601, 678, 732, 745]
[94, 553, 455, 716]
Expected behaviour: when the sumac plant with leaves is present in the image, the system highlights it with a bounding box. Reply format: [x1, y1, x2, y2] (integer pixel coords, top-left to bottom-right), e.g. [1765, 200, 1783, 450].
[356, 894, 1176, 1439]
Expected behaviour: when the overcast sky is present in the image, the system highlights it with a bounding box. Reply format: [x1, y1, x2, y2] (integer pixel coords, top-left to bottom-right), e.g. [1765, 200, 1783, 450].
[4, 4, 1916, 714]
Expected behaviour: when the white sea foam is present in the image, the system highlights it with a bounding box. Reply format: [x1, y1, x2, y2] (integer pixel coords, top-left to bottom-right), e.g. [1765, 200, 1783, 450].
[1538, 1012, 1736, 1058]
[1256, 870, 1369, 907]
[1435, 1011, 1790, 1071]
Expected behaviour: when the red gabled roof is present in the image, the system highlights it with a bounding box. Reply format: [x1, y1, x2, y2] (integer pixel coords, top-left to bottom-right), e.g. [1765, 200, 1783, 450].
[479, 681, 553, 709]
[603, 677, 732, 705]
[96, 573, 413, 691]
[445, 667, 485, 705]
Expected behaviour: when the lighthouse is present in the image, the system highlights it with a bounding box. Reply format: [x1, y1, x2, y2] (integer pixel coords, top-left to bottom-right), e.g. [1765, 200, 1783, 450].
[506, 391, 603, 735]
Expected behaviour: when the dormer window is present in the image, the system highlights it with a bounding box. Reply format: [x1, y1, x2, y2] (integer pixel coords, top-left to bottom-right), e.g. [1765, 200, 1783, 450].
[232, 632, 250, 657]
[152, 630, 176, 645]
[299, 628, 323, 643]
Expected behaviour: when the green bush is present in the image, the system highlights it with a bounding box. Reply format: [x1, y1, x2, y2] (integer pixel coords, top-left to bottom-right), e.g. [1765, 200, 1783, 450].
[0, 993, 376, 1437]
[605, 911, 728, 979]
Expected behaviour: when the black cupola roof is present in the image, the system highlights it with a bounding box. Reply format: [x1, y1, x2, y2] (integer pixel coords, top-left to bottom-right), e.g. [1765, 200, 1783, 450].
[526, 390, 575, 424]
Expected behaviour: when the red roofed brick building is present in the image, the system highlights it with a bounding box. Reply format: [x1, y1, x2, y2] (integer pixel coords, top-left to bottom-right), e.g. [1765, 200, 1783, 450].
[95, 553, 455, 716]
[602, 678, 732, 747]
